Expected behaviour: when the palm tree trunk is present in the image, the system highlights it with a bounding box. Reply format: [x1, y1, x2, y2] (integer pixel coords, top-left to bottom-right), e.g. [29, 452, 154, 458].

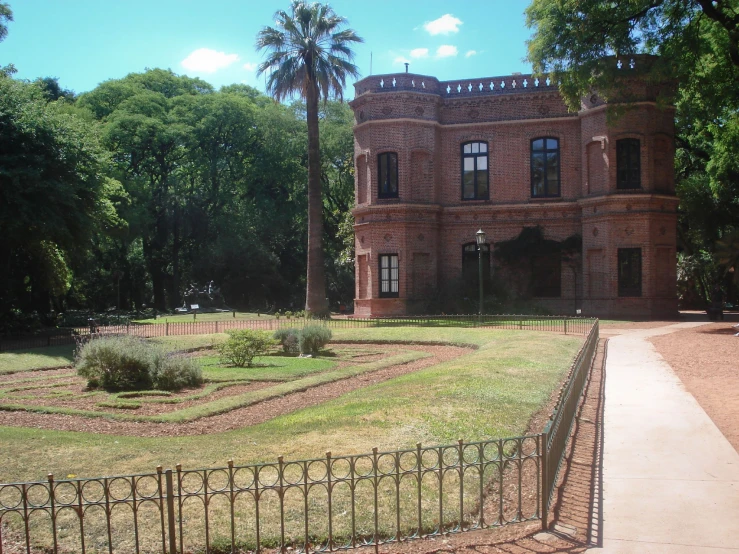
[305, 81, 329, 317]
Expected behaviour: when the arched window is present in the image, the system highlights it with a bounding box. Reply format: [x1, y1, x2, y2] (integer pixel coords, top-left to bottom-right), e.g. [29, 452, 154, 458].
[461, 141, 489, 200]
[378, 152, 398, 198]
[617, 139, 641, 189]
[531, 137, 560, 197]
[462, 243, 490, 291]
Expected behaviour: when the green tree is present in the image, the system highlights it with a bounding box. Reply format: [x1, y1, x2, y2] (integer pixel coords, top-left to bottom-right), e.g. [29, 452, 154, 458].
[0, 76, 124, 318]
[0, 2, 12, 43]
[526, 0, 739, 305]
[256, 0, 362, 317]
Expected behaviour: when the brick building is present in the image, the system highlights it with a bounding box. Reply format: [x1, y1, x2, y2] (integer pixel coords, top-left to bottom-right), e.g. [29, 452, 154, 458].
[349, 56, 678, 318]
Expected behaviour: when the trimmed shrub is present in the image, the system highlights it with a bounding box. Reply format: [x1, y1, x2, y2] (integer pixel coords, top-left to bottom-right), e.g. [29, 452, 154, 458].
[76, 335, 203, 392]
[76, 336, 153, 391]
[299, 325, 332, 356]
[273, 328, 300, 354]
[150, 351, 203, 391]
[218, 329, 276, 367]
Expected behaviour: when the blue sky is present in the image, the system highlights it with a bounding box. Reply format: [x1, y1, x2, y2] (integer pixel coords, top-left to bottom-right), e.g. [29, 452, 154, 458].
[1, 1, 534, 97]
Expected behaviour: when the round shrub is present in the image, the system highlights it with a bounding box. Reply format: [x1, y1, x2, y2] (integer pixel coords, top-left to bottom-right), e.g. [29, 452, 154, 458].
[76, 335, 203, 392]
[273, 328, 300, 354]
[218, 329, 276, 367]
[76, 336, 153, 391]
[298, 325, 332, 356]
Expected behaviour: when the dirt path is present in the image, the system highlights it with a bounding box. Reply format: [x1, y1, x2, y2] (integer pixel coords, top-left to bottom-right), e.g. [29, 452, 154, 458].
[650, 321, 739, 453]
[0, 343, 471, 437]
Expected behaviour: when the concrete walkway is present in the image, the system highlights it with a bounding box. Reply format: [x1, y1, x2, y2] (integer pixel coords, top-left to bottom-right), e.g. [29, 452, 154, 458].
[592, 323, 739, 553]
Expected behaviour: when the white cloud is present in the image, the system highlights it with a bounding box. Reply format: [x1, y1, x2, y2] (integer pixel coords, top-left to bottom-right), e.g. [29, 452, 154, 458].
[181, 48, 240, 73]
[465, 50, 478, 58]
[243, 62, 257, 71]
[410, 48, 429, 59]
[436, 45, 458, 58]
[423, 14, 462, 35]
[394, 56, 411, 65]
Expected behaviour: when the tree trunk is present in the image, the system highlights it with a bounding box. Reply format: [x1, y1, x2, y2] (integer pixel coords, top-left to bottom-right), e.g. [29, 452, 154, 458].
[304, 82, 329, 317]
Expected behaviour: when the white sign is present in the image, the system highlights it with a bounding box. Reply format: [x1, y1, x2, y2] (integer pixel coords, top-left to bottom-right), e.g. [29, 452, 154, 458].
[190, 304, 200, 310]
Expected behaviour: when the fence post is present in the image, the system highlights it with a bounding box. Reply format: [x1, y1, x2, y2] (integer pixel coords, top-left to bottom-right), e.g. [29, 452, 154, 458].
[166, 322, 169, 337]
[564, 317, 568, 335]
[215, 321, 219, 334]
[541, 431, 549, 531]
[165, 469, 178, 554]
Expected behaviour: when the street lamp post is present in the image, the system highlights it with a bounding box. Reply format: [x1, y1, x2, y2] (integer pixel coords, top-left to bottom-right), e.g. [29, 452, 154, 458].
[476, 229, 486, 323]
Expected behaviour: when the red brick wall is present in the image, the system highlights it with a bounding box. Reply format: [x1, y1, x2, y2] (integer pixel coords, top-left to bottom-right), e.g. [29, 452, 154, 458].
[350, 68, 678, 318]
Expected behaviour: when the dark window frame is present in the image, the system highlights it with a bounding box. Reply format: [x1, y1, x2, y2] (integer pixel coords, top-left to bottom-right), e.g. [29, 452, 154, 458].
[530, 137, 561, 198]
[377, 152, 399, 198]
[462, 242, 491, 290]
[461, 141, 489, 200]
[617, 138, 641, 189]
[532, 252, 562, 297]
[618, 248, 642, 297]
[378, 253, 399, 298]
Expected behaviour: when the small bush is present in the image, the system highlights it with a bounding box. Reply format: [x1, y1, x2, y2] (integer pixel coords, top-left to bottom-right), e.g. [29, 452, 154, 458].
[299, 325, 332, 356]
[76, 336, 153, 391]
[76, 335, 203, 392]
[273, 328, 300, 354]
[218, 329, 275, 367]
[150, 351, 203, 391]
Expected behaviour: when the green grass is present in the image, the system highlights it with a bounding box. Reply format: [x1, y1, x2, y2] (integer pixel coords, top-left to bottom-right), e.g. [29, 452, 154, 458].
[0, 344, 76, 374]
[134, 311, 275, 324]
[199, 354, 337, 381]
[0, 326, 587, 553]
[0, 327, 583, 482]
[0, 348, 426, 423]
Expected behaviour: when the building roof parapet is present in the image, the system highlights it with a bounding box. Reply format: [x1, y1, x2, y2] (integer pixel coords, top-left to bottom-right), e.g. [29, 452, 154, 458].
[353, 56, 660, 100]
[354, 72, 560, 98]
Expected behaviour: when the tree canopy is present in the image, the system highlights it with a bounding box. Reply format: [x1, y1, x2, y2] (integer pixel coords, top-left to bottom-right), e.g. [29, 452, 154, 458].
[0, 75, 125, 317]
[527, 0, 739, 304]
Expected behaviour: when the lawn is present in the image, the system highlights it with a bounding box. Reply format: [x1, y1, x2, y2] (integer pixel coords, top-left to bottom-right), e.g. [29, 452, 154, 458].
[133, 311, 275, 324]
[0, 344, 76, 374]
[0, 327, 583, 481]
[0, 325, 587, 553]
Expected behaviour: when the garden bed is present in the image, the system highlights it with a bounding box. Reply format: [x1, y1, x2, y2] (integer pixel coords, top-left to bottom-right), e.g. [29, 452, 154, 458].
[0, 342, 472, 436]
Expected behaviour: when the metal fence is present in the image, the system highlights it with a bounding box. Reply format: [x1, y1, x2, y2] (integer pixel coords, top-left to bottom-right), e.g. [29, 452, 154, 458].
[0, 314, 592, 352]
[0, 317, 599, 553]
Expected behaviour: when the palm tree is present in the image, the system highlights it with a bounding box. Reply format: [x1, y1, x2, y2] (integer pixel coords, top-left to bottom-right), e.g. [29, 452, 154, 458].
[256, 1, 363, 317]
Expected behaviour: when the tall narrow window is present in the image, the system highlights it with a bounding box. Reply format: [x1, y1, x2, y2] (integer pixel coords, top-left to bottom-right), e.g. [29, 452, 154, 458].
[379, 254, 399, 297]
[461, 141, 489, 200]
[618, 248, 642, 296]
[532, 253, 562, 297]
[462, 243, 490, 292]
[378, 152, 398, 198]
[617, 139, 641, 189]
[531, 137, 560, 197]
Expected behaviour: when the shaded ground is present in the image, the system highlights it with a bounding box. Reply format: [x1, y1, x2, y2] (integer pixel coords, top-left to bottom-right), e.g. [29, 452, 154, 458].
[650, 321, 739, 453]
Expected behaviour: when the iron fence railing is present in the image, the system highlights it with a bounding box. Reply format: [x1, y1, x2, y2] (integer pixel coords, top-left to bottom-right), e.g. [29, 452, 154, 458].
[0, 317, 599, 553]
[542, 319, 599, 525]
[0, 314, 592, 352]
